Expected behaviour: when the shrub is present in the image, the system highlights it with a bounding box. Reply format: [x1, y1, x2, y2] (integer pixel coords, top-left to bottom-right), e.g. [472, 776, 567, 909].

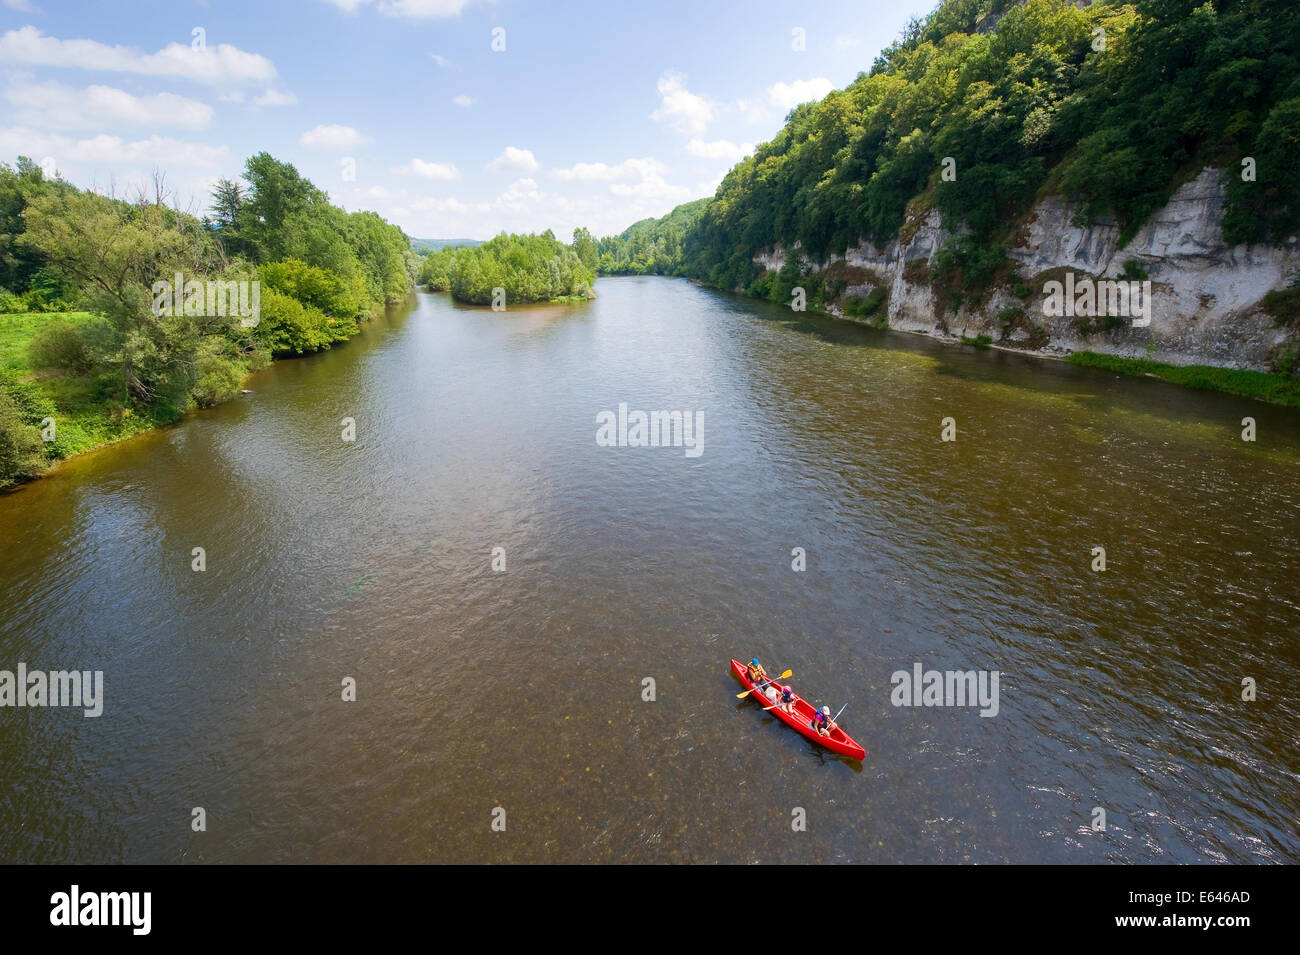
[1120, 260, 1149, 282]
[27, 320, 94, 374]
[844, 286, 889, 322]
[1262, 287, 1300, 328]
[0, 383, 46, 486]
[191, 351, 246, 407]
[254, 287, 340, 356]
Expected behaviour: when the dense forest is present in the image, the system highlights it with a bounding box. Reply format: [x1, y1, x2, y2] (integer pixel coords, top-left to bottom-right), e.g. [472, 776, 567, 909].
[595, 199, 708, 275]
[0, 153, 415, 487]
[418, 229, 597, 305]
[599, 0, 1299, 304]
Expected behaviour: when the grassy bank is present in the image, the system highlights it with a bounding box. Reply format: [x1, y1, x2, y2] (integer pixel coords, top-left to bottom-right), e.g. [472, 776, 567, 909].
[0, 310, 94, 371]
[1, 311, 182, 469]
[1067, 351, 1300, 408]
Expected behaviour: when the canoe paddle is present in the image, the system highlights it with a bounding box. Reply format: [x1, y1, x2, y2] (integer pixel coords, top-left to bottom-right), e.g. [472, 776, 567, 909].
[832, 702, 848, 723]
[737, 669, 792, 699]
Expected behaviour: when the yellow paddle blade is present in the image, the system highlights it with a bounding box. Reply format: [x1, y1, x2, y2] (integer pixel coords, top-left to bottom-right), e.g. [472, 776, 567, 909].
[735, 668, 794, 697]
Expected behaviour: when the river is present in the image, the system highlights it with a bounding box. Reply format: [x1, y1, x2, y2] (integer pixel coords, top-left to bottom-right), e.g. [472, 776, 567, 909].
[1, 276, 1297, 863]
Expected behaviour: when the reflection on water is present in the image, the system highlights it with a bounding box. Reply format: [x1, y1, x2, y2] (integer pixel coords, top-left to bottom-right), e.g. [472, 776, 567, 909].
[1, 277, 1297, 863]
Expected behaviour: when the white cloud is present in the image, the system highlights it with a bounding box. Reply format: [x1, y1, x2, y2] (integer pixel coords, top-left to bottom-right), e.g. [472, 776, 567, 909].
[392, 157, 460, 180]
[379, 0, 471, 17]
[552, 157, 666, 182]
[452, 95, 474, 107]
[430, 53, 450, 67]
[487, 146, 539, 172]
[254, 89, 298, 107]
[685, 138, 754, 162]
[768, 78, 834, 111]
[299, 124, 369, 150]
[650, 71, 713, 135]
[3, 81, 213, 130]
[0, 26, 277, 87]
[496, 177, 541, 209]
[550, 156, 687, 202]
[0, 127, 228, 167]
[3, 0, 38, 11]
[609, 175, 691, 202]
[345, 173, 707, 243]
[319, 0, 474, 17]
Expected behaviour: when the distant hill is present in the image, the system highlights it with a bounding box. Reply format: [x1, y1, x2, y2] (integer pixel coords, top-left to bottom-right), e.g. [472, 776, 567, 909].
[410, 238, 483, 252]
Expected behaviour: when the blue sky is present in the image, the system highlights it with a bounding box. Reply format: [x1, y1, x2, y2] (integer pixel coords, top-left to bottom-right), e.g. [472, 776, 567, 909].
[0, 0, 939, 239]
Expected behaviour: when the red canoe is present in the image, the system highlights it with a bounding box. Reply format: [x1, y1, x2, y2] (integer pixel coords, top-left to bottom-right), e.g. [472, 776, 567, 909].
[730, 659, 866, 760]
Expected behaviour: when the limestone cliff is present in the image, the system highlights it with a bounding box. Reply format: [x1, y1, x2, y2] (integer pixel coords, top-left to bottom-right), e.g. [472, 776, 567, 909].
[755, 167, 1299, 371]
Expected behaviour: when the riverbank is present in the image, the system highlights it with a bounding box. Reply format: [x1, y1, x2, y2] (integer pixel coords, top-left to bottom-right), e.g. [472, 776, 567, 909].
[679, 277, 1300, 410]
[1065, 351, 1300, 408]
[0, 300, 401, 490]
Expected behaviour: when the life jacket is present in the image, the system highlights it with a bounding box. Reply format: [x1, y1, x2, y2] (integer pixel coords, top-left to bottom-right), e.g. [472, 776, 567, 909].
[812, 710, 828, 728]
[781, 689, 794, 703]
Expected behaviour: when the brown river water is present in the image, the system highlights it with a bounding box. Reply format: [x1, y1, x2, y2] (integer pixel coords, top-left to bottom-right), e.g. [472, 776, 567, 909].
[1, 276, 1297, 863]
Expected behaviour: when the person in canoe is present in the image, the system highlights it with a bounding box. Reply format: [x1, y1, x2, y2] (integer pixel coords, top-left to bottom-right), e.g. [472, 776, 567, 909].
[746, 657, 768, 687]
[810, 705, 838, 737]
[778, 684, 796, 714]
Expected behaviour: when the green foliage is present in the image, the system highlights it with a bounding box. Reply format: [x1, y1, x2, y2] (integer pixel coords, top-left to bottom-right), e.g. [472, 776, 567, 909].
[0, 150, 412, 486]
[0, 378, 45, 487]
[571, 227, 599, 272]
[639, 0, 1299, 303]
[26, 319, 95, 374]
[254, 287, 340, 355]
[932, 236, 1011, 306]
[1120, 259, 1150, 282]
[191, 344, 247, 408]
[418, 247, 455, 290]
[1270, 340, 1299, 376]
[1068, 351, 1300, 407]
[444, 231, 596, 305]
[1072, 311, 1128, 335]
[1261, 286, 1300, 328]
[597, 199, 708, 275]
[260, 258, 362, 321]
[1224, 97, 1300, 245]
[843, 287, 890, 323]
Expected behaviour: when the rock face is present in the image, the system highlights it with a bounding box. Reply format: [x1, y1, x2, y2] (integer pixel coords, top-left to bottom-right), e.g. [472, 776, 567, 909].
[754, 167, 1299, 370]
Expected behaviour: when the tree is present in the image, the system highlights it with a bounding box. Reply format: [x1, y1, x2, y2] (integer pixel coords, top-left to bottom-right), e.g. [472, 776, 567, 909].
[572, 227, 598, 272]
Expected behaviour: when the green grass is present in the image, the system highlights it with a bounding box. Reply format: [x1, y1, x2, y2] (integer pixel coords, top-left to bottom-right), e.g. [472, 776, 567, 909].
[0, 310, 176, 462]
[1068, 351, 1300, 408]
[0, 311, 95, 371]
